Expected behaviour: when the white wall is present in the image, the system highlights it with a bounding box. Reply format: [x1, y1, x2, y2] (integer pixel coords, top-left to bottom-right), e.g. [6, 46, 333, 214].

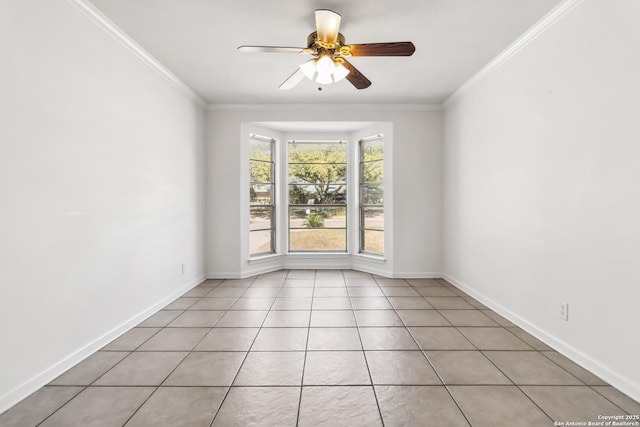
[0, 0, 206, 411]
[443, 0, 640, 400]
[205, 105, 442, 278]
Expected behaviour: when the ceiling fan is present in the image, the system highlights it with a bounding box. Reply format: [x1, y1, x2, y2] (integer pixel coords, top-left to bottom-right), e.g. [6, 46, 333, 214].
[238, 9, 415, 90]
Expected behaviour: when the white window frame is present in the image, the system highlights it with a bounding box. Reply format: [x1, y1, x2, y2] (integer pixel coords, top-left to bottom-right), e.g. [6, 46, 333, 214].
[286, 139, 348, 253]
[249, 134, 276, 257]
[359, 135, 384, 256]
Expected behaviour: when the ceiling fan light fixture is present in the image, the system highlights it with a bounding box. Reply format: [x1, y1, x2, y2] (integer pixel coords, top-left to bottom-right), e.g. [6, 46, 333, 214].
[332, 63, 350, 82]
[315, 55, 335, 76]
[239, 8, 415, 91]
[299, 59, 317, 80]
[315, 10, 342, 44]
[315, 73, 333, 85]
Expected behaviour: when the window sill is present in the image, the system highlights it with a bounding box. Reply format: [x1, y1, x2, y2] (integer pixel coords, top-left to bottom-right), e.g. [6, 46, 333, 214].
[353, 253, 386, 263]
[248, 253, 283, 264]
[248, 252, 386, 265]
[285, 252, 350, 258]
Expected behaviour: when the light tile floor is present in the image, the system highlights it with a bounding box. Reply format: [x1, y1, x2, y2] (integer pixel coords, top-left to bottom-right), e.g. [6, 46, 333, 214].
[1, 270, 639, 426]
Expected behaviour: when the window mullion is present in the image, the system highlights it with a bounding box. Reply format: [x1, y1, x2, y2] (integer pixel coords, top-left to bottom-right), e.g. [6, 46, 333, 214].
[359, 136, 384, 256]
[249, 137, 276, 256]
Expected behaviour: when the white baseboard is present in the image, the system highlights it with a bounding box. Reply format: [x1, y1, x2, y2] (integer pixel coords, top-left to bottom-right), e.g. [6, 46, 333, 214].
[207, 271, 243, 279]
[0, 274, 206, 414]
[392, 272, 443, 279]
[354, 265, 392, 278]
[283, 255, 352, 271]
[208, 266, 378, 279]
[241, 265, 284, 279]
[443, 273, 640, 404]
[207, 267, 444, 280]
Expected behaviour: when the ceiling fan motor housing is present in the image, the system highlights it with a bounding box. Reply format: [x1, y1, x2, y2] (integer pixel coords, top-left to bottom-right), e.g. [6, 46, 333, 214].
[307, 31, 349, 55]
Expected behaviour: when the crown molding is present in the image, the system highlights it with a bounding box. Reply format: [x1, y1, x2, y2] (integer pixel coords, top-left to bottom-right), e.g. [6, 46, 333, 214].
[443, 0, 585, 108]
[65, 0, 206, 107]
[206, 103, 443, 112]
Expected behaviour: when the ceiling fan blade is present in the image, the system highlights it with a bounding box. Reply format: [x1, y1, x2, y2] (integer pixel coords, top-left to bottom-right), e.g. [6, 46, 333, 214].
[315, 9, 341, 44]
[341, 59, 371, 90]
[279, 68, 307, 90]
[238, 46, 307, 54]
[347, 42, 416, 57]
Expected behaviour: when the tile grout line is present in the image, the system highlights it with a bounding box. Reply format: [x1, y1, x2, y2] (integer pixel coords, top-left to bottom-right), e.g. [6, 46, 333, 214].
[350, 271, 387, 427]
[208, 273, 283, 427]
[424, 289, 557, 421]
[34, 386, 89, 427]
[426, 279, 572, 424]
[451, 329, 560, 425]
[376, 276, 474, 427]
[92, 279, 246, 426]
[34, 297, 189, 427]
[122, 276, 256, 427]
[478, 348, 564, 424]
[435, 277, 611, 422]
[295, 269, 316, 427]
[506, 349, 627, 422]
[16, 270, 638, 426]
[589, 386, 636, 415]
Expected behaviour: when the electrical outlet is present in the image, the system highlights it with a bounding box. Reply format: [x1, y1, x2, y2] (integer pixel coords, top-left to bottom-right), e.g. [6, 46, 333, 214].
[558, 302, 569, 321]
[181, 263, 186, 275]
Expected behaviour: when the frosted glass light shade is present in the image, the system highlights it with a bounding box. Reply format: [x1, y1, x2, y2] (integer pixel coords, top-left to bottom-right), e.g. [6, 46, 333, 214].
[315, 73, 333, 84]
[332, 63, 350, 82]
[316, 55, 335, 75]
[315, 10, 341, 44]
[299, 60, 317, 80]
[299, 55, 349, 86]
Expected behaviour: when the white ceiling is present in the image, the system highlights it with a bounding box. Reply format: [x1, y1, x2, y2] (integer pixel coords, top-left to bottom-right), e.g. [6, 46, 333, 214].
[89, 0, 563, 105]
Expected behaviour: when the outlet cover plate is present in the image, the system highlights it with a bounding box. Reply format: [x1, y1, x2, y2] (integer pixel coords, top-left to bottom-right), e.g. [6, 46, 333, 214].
[558, 302, 569, 321]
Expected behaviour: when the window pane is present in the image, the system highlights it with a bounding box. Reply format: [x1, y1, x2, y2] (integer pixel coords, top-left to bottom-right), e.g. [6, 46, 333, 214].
[288, 141, 347, 253]
[361, 183, 383, 205]
[250, 230, 272, 254]
[250, 160, 273, 183]
[250, 184, 273, 204]
[362, 139, 383, 161]
[249, 139, 272, 161]
[289, 207, 346, 229]
[362, 230, 384, 254]
[289, 184, 346, 205]
[250, 207, 272, 231]
[362, 161, 383, 183]
[362, 208, 384, 230]
[290, 229, 346, 251]
[289, 143, 346, 162]
[359, 137, 384, 256]
[250, 137, 275, 257]
[288, 164, 346, 184]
